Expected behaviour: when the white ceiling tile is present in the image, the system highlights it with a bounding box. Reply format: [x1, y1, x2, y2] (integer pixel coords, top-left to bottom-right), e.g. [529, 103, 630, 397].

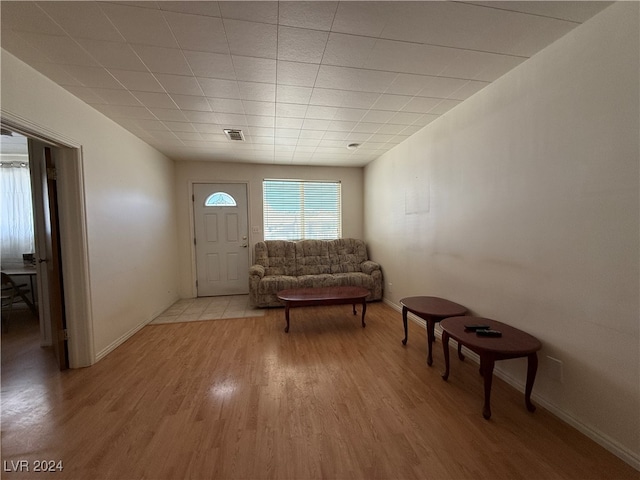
[276, 85, 312, 105]
[131, 45, 192, 75]
[98, 3, 178, 48]
[471, 1, 611, 23]
[276, 117, 305, 129]
[170, 94, 212, 112]
[315, 65, 396, 93]
[302, 119, 332, 130]
[38, 2, 123, 42]
[305, 105, 338, 120]
[132, 91, 177, 109]
[108, 70, 165, 92]
[372, 94, 412, 111]
[413, 114, 440, 126]
[218, 2, 278, 24]
[242, 101, 275, 116]
[340, 91, 380, 110]
[365, 39, 456, 76]
[389, 112, 423, 125]
[298, 130, 326, 139]
[275, 128, 301, 139]
[93, 88, 142, 106]
[18, 32, 98, 66]
[327, 120, 358, 132]
[322, 33, 377, 69]
[183, 51, 236, 79]
[158, 2, 221, 17]
[386, 74, 432, 96]
[105, 105, 155, 120]
[331, 2, 392, 37]
[322, 131, 350, 141]
[163, 11, 228, 54]
[351, 123, 382, 134]
[1, 2, 65, 35]
[162, 121, 196, 133]
[208, 98, 245, 114]
[401, 97, 442, 114]
[309, 88, 345, 107]
[247, 127, 274, 137]
[156, 74, 203, 95]
[224, 19, 277, 59]
[247, 116, 275, 128]
[174, 131, 203, 141]
[276, 103, 308, 118]
[332, 108, 367, 122]
[296, 136, 321, 146]
[276, 61, 319, 87]
[194, 123, 225, 134]
[148, 108, 188, 122]
[238, 82, 276, 102]
[277, 26, 328, 63]
[61, 65, 121, 88]
[375, 124, 409, 135]
[278, 2, 338, 30]
[76, 39, 147, 71]
[216, 113, 248, 126]
[198, 78, 241, 99]
[232, 56, 276, 83]
[182, 111, 218, 123]
[361, 110, 396, 123]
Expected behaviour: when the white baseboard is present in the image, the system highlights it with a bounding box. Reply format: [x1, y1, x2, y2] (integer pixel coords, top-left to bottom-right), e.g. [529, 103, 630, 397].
[382, 298, 640, 471]
[95, 295, 179, 363]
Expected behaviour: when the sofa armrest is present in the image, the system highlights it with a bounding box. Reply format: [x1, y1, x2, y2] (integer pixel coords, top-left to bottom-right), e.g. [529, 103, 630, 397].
[249, 264, 265, 278]
[361, 260, 380, 275]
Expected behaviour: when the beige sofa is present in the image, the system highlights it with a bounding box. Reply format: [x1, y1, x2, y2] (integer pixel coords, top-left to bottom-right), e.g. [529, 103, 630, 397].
[249, 238, 383, 307]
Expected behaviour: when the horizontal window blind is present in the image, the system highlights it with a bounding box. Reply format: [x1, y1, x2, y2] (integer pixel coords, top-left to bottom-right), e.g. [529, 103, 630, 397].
[263, 179, 342, 240]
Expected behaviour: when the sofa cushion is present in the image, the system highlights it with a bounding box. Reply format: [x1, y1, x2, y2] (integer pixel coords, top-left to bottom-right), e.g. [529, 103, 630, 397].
[329, 238, 368, 273]
[295, 240, 331, 275]
[258, 275, 298, 294]
[255, 241, 296, 276]
[297, 274, 339, 289]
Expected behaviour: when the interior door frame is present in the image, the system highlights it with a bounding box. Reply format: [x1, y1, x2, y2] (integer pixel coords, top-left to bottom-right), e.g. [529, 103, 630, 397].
[1, 115, 94, 368]
[188, 179, 252, 298]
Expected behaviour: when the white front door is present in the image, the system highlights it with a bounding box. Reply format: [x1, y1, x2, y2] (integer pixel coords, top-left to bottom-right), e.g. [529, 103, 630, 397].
[193, 183, 249, 296]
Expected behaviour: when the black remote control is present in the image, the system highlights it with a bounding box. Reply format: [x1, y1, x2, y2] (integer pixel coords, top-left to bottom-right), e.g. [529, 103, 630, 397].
[464, 324, 491, 331]
[476, 329, 502, 337]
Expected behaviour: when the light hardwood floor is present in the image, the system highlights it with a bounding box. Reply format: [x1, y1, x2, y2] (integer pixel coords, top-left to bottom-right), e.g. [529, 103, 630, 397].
[1, 302, 636, 479]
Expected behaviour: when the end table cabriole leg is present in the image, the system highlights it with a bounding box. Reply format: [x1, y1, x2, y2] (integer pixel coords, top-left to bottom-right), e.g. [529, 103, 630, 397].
[482, 356, 495, 420]
[284, 303, 290, 333]
[525, 353, 538, 413]
[426, 317, 435, 366]
[401, 306, 408, 345]
[361, 300, 366, 328]
[441, 331, 451, 381]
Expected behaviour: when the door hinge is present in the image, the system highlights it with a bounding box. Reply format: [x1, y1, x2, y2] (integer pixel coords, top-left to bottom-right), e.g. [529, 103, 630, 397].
[194, 237, 197, 246]
[47, 167, 57, 181]
[195, 280, 198, 288]
[62, 329, 69, 341]
[192, 194, 195, 202]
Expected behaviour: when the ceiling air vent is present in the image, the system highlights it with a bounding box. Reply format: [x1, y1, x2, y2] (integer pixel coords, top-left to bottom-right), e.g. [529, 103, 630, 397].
[223, 129, 245, 141]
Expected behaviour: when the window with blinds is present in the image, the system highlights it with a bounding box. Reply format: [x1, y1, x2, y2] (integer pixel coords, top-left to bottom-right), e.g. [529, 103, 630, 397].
[263, 179, 342, 240]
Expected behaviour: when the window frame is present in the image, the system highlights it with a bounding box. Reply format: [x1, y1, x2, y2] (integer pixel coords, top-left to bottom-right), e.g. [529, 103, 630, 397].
[262, 179, 342, 241]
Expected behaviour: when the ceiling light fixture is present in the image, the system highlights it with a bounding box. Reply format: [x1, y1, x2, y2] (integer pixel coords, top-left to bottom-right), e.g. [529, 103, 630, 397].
[347, 143, 360, 150]
[223, 129, 245, 141]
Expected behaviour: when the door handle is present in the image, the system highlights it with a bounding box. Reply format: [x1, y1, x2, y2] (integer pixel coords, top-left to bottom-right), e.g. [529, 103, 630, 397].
[38, 258, 48, 263]
[241, 244, 248, 248]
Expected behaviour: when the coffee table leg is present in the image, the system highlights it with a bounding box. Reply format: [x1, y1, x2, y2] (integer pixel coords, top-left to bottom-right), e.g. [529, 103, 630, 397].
[284, 303, 290, 333]
[401, 306, 408, 345]
[426, 317, 435, 366]
[441, 331, 451, 381]
[361, 300, 366, 328]
[481, 356, 495, 419]
[525, 353, 538, 412]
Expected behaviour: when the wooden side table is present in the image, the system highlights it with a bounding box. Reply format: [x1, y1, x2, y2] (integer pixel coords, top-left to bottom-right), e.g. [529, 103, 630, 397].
[440, 316, 542, 419]
[400, 296, 467, 366]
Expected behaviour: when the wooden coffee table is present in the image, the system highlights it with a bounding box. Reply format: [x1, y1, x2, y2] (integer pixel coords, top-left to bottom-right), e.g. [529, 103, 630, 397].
[277, 286, 370, 333]
[440, 316, 542, 419]
[400, 296, 468, 366]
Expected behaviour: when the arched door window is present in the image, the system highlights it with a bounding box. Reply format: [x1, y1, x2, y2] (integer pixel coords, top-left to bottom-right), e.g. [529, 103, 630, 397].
[204, 192, 237, 207]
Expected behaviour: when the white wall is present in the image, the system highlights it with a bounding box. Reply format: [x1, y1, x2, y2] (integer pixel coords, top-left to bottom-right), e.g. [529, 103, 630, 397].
[1, 50, 180, 361]
[175, 161, 363, 298]
[364, 2, 639, 467]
